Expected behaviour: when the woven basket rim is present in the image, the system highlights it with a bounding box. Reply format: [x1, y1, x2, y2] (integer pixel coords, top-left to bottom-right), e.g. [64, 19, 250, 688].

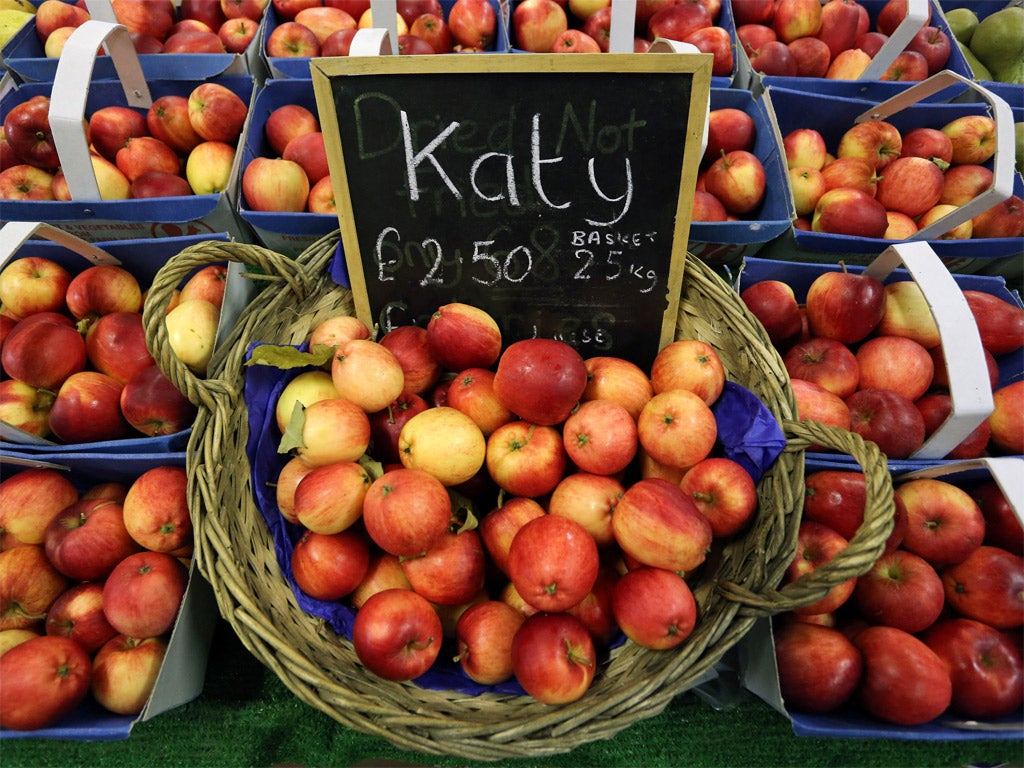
[142, 231, 894, 761]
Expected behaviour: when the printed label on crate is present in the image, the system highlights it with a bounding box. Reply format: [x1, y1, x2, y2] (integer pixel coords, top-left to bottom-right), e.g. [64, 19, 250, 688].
[310, 51, 711, 369]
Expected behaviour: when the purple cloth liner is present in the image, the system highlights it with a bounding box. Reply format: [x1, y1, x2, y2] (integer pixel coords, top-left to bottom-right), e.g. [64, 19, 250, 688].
[244, 343, 785, 695]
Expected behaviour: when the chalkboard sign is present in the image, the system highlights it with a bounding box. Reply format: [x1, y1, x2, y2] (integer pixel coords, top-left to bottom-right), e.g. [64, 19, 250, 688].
[311, 52, 711, 369]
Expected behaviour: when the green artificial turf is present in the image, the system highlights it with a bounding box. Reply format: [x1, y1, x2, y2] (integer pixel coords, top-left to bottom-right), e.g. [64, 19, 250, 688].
[2, 620, 1022, 768]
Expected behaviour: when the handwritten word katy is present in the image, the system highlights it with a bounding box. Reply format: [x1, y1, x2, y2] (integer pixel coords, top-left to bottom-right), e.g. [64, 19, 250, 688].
[351, 94, 646, 227]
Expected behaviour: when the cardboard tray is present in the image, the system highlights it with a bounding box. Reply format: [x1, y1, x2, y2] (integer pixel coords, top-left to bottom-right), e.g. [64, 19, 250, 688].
[1, 0, 267, 83]
[740, 248, 1024, 473]
[686, 86, 793, 270]
[261, 0, 511, 80]
[0, 223, 254, 454]
[759, 72, 1021, 274]
[739, 456, 1024, 741]
[0, 21, 255, 243]
[738, 0, 974, 96]
[0, 450, 218, 741]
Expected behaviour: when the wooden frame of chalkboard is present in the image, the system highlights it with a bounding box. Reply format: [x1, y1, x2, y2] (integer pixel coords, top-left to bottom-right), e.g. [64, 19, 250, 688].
[310, 52, 711, 370]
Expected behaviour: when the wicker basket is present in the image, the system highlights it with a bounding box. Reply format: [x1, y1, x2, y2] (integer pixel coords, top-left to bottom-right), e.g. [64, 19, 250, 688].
[142, 231, 895, 761]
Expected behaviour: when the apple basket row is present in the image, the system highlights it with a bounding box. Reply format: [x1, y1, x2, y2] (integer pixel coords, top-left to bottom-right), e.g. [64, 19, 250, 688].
[139, 231, 896, 761]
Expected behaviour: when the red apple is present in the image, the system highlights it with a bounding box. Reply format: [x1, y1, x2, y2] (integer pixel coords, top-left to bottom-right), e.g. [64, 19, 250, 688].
[511, 0, 565, 52]
[366, 393, 429, 464]
[351, 587, 443, 681]
[0, 256, 71, 319]
[445, 367, 514, 436]
[219, 16, 260, 51]
[0, 379, 55, 439]
[264, 104, 320, 158]
[582, 355, 653, 422]
[91, 634, 168, 716]
[486, 420, 567, 498]
[804, 469, 906, 554]
[748, 39, 798, 76]
[899, 126, 953, 167]
[45, 582, 117, 655]
[266, 20, 321, 56]
[942, 114, 997, 166]
[331, 337, 406, 413]
[65, 264, 142, 320]
[647, 1, 711, 42]
[510, 612, 595, 704]
[242, 156, 310, 213]
[492, 338, 587, 426]
[773, 0, 822, 43]
[972, 480, 1024, 556]
[942, 546, 1024, 630]
[0, 635, 92, 731]
[875, 156, 945, 218]
[130, 171, 193, 199]
[679, 456, 758, 538]
[611, 477, 713, 573]
[0, 469, 79, 549]
[295, 5, 357, 44]
[961, 290, 1024, 356]
[636, 388, 718, 471]
[811, 188, 889, 238]
[102, 550, 189, 639]
[853, 548, 944, 633]
[361, 467, 451, 556]
[378, 324, 442, 397]
[3, 95, 59, 171]
[923, 618, 1024, 720]
[547, 472, 623, 548]
[147, 95, 204, 156]
[845, 387, 926, 460]
[121, 465, 193, 554]
[163, 29, 227, 53]
[112, 0, 176, 40]
[650, 338, 725, 405]
[612, 566, 697, 650]
[87, 106, 148, 164]
[786, 520, 856, 616]
[0, 544, 70, 631]
[820, 156, 880, 196]
[44, 498, 143, 582]
[409, 11, 453, 52]
[401, 529, 486, 606]
[49, 370, 134, 444]
[507, 514, 599, 613]
[187, 82, 248, 144]
[990, 381, 1024, 455]
[703, 149, 766, 215]
[855, 335, 933, 402]
[774, 620, 862, 713]
[425, 302, 502, 373]
[84, 310, 154, 384]
[786, 35, 830, 78]
[740, 279, 803, 348]
[2, 312, 87, 390]
[550, 28, 602, 53]
[692, 189, 728, 221]
[881, 49, 929, 81]
[561, 398, 637, 476]
[896, 478, 985, 568]
[915, 393, 991, 460]
[791, 378, 852, 437]
[478, 497, 546, 577]
[119, 363, 198, 438]
[683, 25, 734, 76]
[854, 625, 951, 726]
[783, 337, 860, 399]
[454, 600, 525, 685]
[291, 528, 371, 601]
[731, 0, 773, 26]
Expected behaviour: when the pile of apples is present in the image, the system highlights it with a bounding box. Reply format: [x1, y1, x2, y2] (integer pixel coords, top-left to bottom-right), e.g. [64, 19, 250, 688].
[0, 254, 228, 443]
[1, 80, 249, 203]
[242, 99, 333, 214]
[774, 469, 1023, 727]
[740, 267, 1024, 461]
[735, 0, 952, 80]
[262, 302, 769, 702]
[781, 113, 1024, 241]
[693, 105, 768, 221]
[31, 0, 267, 59]
[266, 0, 499, 57]
[0, 464, 193, 730]
[512, 0, 733, 62]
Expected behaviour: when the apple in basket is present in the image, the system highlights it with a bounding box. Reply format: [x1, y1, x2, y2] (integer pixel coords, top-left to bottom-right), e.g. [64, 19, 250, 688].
[351, 588, 443, 681]
[102, 551, 189, 639]
[510, 612, 596, 704]
[45, 582, 118, 655]
[44, 498, 143, 582]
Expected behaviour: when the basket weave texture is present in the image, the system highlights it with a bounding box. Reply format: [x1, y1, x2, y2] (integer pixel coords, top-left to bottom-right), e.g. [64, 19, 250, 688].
[143, 231, 895, 761]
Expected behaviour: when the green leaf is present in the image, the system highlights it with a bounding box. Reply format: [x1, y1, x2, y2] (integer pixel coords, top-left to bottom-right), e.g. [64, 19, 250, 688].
[358, 453, 385, 481]
[448, 488, 479, 533]
[247, 344, 335, 370]
[278, 401, 307, 455]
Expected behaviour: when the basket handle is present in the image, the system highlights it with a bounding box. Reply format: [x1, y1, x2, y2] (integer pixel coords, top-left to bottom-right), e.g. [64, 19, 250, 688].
[718, 418, 895, 617]
[142, 239, 318, 410]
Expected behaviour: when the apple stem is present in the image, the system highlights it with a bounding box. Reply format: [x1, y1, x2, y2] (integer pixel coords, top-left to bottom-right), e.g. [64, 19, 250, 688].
[693, 491, 715, 504]
[408, 636, 436, 653]
[565, 641, 594, 667]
